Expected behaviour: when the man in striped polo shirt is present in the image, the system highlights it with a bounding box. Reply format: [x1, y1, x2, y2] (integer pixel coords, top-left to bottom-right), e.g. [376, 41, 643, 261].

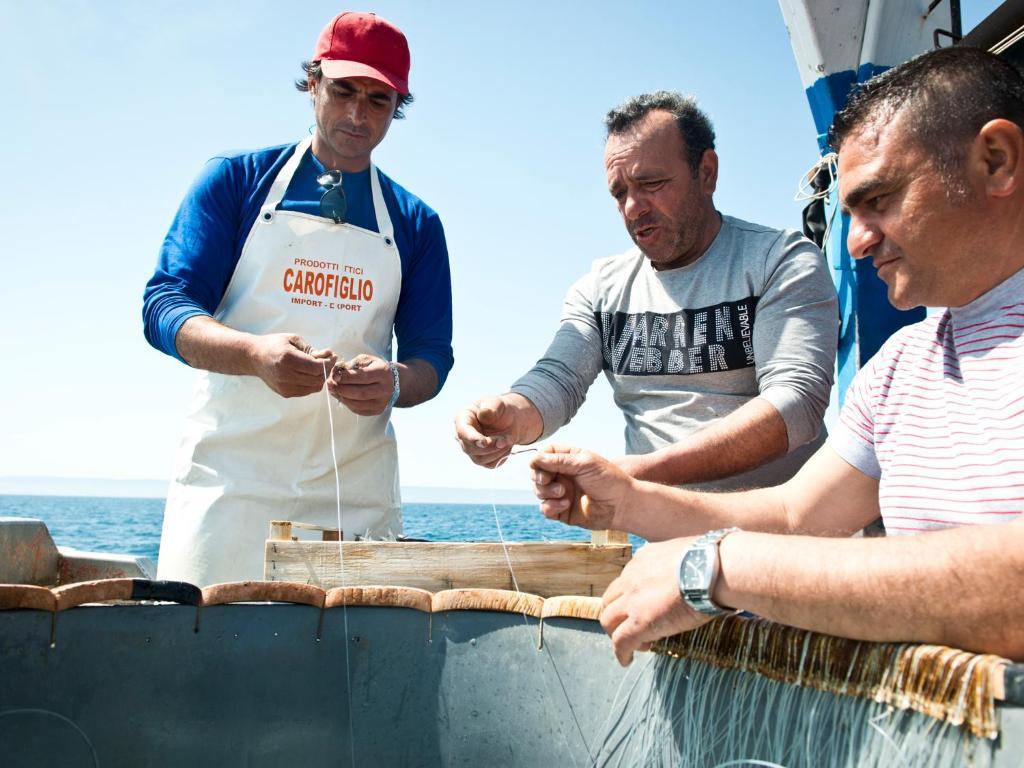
[529, 46, 1024, 665]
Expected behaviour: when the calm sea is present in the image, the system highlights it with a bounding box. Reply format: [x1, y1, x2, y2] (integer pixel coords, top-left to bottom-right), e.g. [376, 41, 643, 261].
[0, 494, 622, 564]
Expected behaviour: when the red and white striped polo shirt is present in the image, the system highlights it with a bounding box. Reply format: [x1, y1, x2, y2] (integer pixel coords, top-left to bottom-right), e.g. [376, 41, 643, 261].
[830, 268, 1024, 534]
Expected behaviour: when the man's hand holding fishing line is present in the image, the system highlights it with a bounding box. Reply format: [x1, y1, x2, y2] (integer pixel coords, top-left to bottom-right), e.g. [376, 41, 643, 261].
[530, 446, 714, 666]
[176, 317, 337, 399]
[454, 394, 544, 468]
[529, 445, 628, 530]
[329, 354, 396, 416]
[250, 333, 337, 398]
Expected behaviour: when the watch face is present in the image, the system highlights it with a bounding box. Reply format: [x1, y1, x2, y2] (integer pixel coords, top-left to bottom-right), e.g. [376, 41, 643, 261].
[682, 549, 710, 590]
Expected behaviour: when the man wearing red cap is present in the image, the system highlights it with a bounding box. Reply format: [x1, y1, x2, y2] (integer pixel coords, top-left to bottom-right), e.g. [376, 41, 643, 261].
[143, 12, 453, 586]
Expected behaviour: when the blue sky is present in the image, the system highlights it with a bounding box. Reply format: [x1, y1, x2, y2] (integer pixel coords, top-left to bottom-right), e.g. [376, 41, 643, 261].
[0, 1, 1001, 496]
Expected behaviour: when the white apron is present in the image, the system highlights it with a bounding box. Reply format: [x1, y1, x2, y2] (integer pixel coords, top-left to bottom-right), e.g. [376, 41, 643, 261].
[157, 137, 403, 586]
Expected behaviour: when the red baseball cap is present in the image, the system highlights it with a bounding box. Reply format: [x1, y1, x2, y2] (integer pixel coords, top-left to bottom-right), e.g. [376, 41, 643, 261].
[313, 12, 410, 95]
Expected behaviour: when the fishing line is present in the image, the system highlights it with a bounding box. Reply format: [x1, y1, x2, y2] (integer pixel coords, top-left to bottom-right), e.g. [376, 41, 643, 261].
[598, 645, 998, 767]
[590, 653, 656, 763]
[489, 451, 592, 767]
[866, 709, 913, 768]
[0, 709, 99, 768]
[323, 361, 356, 768]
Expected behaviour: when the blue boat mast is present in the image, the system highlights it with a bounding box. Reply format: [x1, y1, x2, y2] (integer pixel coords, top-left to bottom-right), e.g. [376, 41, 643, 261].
[779, 1, 964, 400]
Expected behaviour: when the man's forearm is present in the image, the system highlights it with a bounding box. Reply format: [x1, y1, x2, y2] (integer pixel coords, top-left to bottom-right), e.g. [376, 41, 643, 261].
[626, 397, 788, 486]
[715, 523, 1024, 659]
[610, 445, 881, 542]
[395, 359, 440, 407]
[509, 322, 604, 443]
[178, 316, 335, 398]
[615, 480, 788, 541]
[176, 315, 258, 374]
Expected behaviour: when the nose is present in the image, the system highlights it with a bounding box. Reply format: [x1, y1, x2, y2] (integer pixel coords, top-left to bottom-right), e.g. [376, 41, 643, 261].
[621, 190, 648, 221]
[344, 96, 368, 126]
[846, 214, 881, 261]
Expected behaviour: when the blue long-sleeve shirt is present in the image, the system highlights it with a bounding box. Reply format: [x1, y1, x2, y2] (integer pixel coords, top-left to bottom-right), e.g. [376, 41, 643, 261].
[143, 142, 454, 391]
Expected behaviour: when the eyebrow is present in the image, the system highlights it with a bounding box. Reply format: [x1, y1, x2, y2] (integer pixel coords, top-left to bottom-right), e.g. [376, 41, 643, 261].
[607, 169, 669, 189]
[840, 176, 886, 216]
[632, 169, 670, 181]
[331, 81, 392, 98]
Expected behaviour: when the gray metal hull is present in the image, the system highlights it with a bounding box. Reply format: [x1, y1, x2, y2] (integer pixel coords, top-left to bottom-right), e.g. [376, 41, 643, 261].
[1, 604, 1021, 767]
[0, 605, 627, 767]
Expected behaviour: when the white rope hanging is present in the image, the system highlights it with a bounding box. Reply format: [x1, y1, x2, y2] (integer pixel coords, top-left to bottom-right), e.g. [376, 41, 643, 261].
[795, 151, 839, 202]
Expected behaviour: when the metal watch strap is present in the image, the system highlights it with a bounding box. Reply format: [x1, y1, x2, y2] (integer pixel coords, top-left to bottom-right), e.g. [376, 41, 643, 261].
[679, 527, 740, 616]
[387, 362, 400, 408]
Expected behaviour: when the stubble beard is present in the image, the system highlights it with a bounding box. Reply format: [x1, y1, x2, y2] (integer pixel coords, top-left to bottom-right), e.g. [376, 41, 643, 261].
[646, 221, 701, 270]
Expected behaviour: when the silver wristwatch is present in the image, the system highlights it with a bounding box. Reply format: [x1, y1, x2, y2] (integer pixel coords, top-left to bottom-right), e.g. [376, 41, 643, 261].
[678, 527, 739, 616]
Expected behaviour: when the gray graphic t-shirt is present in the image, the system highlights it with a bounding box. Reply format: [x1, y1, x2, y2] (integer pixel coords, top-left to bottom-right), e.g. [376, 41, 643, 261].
[511, 214, 838, 491]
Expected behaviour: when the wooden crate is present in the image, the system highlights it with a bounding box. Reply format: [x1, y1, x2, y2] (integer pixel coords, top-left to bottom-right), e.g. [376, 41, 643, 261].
[264, 523, 631, 598]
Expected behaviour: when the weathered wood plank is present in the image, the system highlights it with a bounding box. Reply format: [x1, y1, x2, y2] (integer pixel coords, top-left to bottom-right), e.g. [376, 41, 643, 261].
[591, 530, 630, 546]
[264, 541, 631, 598]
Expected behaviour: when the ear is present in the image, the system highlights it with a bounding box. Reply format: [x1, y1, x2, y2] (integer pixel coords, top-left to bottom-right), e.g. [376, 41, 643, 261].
[699, 149, 719, 195]
[975, 118, 1023, 198]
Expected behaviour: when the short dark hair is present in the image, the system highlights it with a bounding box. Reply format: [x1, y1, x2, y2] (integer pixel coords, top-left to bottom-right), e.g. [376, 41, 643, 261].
[604, 91, 715, 175]
[829, 47, 1024, 185]
[295, 60, 414, 120]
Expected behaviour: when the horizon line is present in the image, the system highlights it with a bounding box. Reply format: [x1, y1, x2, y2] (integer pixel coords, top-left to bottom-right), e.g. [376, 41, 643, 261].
[0, 475, 537, 504]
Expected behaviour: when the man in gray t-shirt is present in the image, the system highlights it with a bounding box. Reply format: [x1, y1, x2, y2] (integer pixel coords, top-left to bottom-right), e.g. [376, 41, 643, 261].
[455, 92, 838, 491]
